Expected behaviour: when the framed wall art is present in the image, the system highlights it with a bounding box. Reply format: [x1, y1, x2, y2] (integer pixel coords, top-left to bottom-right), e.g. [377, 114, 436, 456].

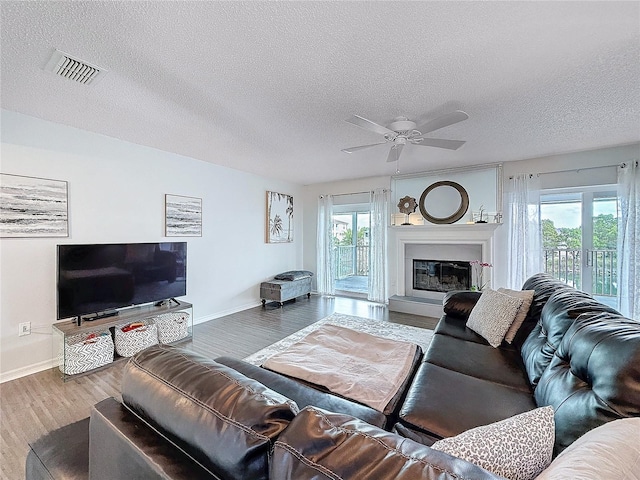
[165, 194, 202, 237]
[266, 191, 293, 243]
[0, 173, 69, 238]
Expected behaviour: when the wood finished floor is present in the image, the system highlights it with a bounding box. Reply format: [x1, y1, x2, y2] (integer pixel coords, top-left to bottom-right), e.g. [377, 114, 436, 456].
[0, 295, 437, 480]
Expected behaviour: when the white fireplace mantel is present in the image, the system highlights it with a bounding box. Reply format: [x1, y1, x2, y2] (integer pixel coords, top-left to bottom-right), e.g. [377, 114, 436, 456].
[388, 223, 501, 298]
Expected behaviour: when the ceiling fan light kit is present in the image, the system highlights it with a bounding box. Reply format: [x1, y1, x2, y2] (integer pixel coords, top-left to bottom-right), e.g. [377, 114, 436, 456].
[387, 117, 417, 132]
[342, 110, 469, 164]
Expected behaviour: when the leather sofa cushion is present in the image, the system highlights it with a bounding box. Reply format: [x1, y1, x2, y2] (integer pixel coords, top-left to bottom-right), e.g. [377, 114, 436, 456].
[271, 406, 503, 480]
[521, 289, 619, 388]
[535, 312, 640, 454]
[121, 345, 298, 480]
[398, 363, 536, 440]
[425, 334, 532, 392]
[521, 273, 574, 323]
[515, 273, 575, 347]
[214, 356, 387, 428]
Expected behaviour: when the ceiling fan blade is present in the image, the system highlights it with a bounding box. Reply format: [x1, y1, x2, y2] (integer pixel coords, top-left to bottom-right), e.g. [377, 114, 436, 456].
[341, 142, 388, 153]
[386, 144, 404, 162]
[416, 110, 469, 135]
[346, 115, 396, 136]
[413, 138, 466, 150]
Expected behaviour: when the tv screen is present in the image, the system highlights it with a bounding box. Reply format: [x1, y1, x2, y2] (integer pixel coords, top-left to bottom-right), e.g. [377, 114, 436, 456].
[57, 242, 187, 320]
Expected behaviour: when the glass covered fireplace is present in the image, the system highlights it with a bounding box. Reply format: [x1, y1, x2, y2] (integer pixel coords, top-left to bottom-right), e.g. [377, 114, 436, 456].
[413, 259, 471, 293]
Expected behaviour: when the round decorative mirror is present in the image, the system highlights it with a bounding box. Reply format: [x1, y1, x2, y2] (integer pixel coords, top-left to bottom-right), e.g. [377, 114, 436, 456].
[419, 181, 469, 224]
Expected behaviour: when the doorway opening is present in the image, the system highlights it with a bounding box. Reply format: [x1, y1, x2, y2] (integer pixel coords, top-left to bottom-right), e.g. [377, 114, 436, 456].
[332, 206, 370, 296]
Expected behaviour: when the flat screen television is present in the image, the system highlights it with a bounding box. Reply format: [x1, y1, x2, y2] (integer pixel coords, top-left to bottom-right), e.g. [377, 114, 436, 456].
[57, 242, 187, 320]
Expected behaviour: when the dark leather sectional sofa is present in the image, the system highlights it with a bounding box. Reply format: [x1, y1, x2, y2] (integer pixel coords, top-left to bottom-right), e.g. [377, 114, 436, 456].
[26, 273, 640, 480]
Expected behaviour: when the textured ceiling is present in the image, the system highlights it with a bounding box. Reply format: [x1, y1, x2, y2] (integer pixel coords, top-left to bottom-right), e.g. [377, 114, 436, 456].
[1, 1, 639, 185]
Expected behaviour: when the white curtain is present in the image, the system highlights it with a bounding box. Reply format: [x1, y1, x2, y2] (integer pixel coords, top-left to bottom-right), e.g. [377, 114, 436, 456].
[617, 161, 639, 319]
[317, 194, 335, 296]
[507, 173, 542, 289]
[368, 188, 389, 303]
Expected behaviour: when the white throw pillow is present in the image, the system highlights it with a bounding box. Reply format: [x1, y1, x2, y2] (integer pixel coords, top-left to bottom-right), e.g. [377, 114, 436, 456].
[498, 288, 535, 343]
[537, 418, 640, 480]
[431, 406, 555, 480]
[466, 288, 523, 347]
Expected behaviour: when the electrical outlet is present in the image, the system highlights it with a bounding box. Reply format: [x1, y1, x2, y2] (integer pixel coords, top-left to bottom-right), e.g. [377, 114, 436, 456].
[19, 322, 31, 336]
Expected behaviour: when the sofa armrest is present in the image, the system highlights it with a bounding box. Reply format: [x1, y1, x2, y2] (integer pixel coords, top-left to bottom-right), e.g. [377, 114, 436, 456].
[442, 291, 482, 320]
[120, 346, 296, 480]
[89, 398, 217, 480]
[26, 418, 90, 480]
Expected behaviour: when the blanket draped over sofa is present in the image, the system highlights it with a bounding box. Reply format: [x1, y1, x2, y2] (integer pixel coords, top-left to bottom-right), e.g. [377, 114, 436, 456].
[262, 324, 419, 412]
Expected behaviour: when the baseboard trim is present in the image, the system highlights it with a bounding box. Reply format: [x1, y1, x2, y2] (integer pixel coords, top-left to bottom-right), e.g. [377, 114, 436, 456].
[1, 358, 53, 384]
[193, 300, 264, 325]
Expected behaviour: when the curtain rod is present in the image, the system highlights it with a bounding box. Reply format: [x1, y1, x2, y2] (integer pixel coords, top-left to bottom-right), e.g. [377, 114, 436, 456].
[508, 161, 635, 180]
[320, 189, 389, 198]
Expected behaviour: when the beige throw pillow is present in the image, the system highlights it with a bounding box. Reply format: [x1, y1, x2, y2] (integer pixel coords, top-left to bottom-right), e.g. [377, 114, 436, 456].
[537, 418, 640, 480]
[431, 406, 555, 480]
[498, 288, 535, 343]
[467, 289, 523, 348]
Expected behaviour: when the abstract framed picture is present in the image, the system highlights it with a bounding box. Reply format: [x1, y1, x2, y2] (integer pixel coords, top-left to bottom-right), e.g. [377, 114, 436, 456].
[266, 191, 293, 243]
[0, 173, 69, 238]
[165, 194, 202, 237]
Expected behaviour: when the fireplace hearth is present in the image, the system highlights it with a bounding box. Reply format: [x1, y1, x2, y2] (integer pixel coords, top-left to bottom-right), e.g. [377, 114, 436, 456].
[413, 260, 471, 293]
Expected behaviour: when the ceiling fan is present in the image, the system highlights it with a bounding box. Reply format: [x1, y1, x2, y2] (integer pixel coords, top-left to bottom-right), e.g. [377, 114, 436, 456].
[341, 110, 469, 163]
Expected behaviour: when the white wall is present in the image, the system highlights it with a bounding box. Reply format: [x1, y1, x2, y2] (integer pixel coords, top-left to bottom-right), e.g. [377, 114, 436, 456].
[0, 110, 303, 381]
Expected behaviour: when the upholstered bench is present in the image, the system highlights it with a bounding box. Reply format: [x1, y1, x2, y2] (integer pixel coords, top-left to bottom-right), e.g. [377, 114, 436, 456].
[260, 270, 313, 307]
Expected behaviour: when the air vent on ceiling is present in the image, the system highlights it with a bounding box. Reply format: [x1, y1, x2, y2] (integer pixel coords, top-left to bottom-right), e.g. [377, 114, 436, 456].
[44, 49, 107, 85]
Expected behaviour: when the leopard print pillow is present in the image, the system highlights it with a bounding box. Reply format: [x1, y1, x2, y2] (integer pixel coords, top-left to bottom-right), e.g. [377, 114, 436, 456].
[431, 406, 555, 480]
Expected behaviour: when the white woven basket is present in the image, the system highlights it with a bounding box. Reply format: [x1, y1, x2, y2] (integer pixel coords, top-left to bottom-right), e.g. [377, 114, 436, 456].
[60, 330, 114, 375]
[154, 311, 190, 344]
[114, 320, 158, 357]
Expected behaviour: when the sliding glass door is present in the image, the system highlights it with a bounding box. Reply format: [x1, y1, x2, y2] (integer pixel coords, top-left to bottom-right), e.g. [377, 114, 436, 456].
[540, 187, 618, 307]
[332, 206, 370, 295]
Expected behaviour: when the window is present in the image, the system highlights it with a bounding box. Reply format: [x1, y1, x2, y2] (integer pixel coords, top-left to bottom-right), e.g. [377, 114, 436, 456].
[540, 186, 618, 307]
